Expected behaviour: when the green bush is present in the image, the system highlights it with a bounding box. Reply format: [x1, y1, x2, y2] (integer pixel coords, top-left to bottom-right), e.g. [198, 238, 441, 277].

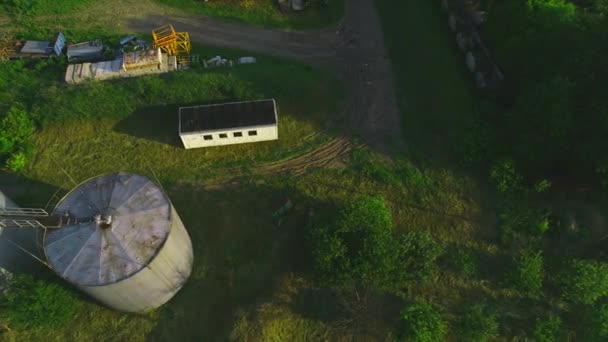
[533, 314, 562, 342]
[309, 197, 442, 290]
[448, 249, 477, 277]
[0, 105, 34, 154]
[458, 303, 499, 342]
[509, 250, 544, 297]
[0, 104, 35, 171]
[396, 231, 443, 283]
[558, 259, 608, 304]
[582, 304, 608, 341]
[490, 159, 523, 193]
[6, 150, 28, 172]
[309, 196, 397, 289]
[1, 274, 80, 329]
[400, 300, 448, 342]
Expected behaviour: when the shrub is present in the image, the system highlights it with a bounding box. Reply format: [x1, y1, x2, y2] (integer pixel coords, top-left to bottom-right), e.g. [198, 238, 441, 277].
[309, 196, 397, 289]
[534, 314, 562, 342]
[309, 197, 442, 290]
[1, 274, 80, 329]
[397, 231, 443, 283]
[6, 150, 28, 172]
[582, 304, 608, 341]
[558, 259, 608, 304]
[0, 105, 35, 154]
[490, 159, 523, 193]
[458, 303, 499, 342]
[400, 300, 448, 342]
[509, 250, 544, 297]
[447, 248, 477, 277]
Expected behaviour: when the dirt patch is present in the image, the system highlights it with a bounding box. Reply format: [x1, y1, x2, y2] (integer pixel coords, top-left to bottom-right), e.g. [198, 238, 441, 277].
[126, 0, 402, 153]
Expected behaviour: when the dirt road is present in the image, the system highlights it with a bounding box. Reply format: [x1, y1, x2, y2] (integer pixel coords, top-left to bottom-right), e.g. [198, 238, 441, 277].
[127, 0, 402, 153]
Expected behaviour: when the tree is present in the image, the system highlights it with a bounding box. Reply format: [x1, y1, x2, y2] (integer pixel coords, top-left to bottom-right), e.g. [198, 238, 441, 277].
[534, 314, 562, 342]
[310, 196, 395, 289]
[558, 259, 608, 304]
[309, 197, 442, 290]
[509, 250, 544, 297]
[400, 300, 448, 342]
[458, 303, 499, 342]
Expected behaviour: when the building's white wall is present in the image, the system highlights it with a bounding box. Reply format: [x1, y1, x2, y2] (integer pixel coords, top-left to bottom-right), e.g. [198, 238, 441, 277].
[180, 124, 278, 149]
[78, 206, 193, 313]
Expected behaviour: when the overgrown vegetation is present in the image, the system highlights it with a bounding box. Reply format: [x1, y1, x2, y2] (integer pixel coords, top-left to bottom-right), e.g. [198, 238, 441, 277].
[400, 300, 448, 342]
[558, 259, 608, 304]
[458, 303, 499, 342]
[0, 105, 35, 171]
[376, 0, 608, 339]
[309, 196, 442, 290]
[533, 314, 563, 342]
[508, 250, 544, 298]
[0, 274, 80, 329]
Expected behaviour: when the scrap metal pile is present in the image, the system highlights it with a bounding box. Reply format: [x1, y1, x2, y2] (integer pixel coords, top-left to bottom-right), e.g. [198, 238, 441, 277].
[2, 24, 259, 83]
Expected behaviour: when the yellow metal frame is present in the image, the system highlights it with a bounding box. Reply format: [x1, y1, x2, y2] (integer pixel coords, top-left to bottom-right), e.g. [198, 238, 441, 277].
[151, 25, 191, 58]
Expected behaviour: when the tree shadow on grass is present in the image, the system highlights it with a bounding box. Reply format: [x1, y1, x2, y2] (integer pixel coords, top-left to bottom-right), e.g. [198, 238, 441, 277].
[146, 182, 314, 341]
[113, 104, 186, 148]
[0, 171, 64, 275]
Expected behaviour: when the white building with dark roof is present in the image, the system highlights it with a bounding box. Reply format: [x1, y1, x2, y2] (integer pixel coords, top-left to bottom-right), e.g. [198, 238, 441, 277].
[178, 99, 279, 149]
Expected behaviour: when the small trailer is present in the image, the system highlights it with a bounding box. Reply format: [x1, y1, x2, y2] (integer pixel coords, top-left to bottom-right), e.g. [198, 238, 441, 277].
[179, 99, 279, 149]
[5, 32, 65, 60]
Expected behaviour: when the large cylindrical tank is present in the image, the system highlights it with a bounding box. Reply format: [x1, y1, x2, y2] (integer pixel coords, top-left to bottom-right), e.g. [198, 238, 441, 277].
[43, 172, 193, 313]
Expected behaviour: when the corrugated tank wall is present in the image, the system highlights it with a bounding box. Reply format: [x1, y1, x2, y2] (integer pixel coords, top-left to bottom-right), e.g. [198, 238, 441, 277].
[44, 173, 194, 313]
[80, 205, 193, 312]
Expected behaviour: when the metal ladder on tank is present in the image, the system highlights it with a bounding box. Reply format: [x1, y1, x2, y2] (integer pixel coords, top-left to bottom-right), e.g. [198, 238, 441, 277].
[0, 207, 49, 229]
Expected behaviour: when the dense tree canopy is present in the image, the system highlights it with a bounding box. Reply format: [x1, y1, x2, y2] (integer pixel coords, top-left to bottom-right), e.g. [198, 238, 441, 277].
[481, 0, 608, 178]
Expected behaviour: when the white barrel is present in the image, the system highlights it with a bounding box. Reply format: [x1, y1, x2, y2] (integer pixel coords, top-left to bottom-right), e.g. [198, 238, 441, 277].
[466, 51, 476, 73]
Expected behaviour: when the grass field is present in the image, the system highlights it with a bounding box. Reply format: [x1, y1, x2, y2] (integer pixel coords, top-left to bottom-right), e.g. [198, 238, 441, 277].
[157, 0, 345, 29]
[0, 0, 344, 31]
[0, 0, 515, 340]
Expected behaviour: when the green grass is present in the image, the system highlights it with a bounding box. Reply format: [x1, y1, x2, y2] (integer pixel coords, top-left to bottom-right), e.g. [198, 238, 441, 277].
[0, 0, 95, 17]
[0, 42, 340, 185]
[156, 0, 345, 29]
[375, 0, 476, 163]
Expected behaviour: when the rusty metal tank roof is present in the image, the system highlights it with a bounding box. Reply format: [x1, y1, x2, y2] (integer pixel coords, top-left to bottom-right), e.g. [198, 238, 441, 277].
[44, 172, 172, 286]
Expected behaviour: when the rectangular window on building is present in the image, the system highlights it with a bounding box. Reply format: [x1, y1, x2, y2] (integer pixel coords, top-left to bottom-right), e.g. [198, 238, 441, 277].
[233, 132, 243, 137]
[203, 135, 212, 140]
[248, 130, 258, 136]
[219, 133, 228, 138]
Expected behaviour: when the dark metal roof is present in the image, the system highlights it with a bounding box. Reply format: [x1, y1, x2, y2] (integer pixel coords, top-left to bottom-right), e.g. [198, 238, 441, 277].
[179, 99, 277, 133]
